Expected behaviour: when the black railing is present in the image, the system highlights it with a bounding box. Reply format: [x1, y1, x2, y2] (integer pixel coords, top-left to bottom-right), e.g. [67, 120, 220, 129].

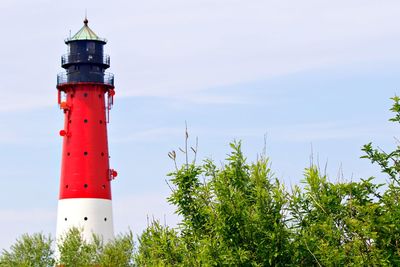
[57, 72, 114, 87]
[61, 53, 110, 66]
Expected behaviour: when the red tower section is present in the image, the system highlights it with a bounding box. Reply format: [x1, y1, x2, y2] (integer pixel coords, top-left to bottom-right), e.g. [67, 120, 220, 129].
[58, 83, 115, 199]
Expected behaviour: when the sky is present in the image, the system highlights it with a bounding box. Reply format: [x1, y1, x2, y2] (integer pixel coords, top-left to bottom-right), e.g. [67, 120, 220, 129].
[0, 0, 400, 249]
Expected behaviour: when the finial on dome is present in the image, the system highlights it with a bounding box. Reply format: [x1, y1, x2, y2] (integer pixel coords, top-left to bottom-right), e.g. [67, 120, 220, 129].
[84, 9, 88, 25]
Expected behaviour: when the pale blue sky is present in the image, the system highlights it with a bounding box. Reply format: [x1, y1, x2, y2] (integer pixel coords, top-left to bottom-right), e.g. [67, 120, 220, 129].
[0, 0, 400, 249]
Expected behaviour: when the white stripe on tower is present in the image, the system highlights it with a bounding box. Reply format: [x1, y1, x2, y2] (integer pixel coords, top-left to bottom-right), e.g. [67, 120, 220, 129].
[56, 198, 114, 242]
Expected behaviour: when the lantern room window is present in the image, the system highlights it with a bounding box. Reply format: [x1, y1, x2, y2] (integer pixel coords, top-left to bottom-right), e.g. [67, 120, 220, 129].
[86, 42, 95, 53]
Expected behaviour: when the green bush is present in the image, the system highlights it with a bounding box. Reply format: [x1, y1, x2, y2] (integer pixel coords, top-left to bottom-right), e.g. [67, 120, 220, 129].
[0, 233, 54, 267]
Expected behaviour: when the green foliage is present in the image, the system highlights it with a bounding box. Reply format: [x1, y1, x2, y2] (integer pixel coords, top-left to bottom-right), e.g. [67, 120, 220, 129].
[0, 233, 54, 267]
[56, 228, 102, 266]
[146, 141, 290, 266]
[360, 96, 400, 265]
[56, 228, 135, 267]
[0, 228, 135, 267]
[97, 231, 135, 267]
[288, 169, 387, 266]
[134, 221, 185, 266]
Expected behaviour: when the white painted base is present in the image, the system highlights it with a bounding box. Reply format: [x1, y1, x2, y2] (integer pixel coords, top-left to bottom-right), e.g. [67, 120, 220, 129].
[56, 198, 114, 246]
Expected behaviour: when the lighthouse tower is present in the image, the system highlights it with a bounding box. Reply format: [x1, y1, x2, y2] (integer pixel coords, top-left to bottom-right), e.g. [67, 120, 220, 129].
[55, 19, 117, 243]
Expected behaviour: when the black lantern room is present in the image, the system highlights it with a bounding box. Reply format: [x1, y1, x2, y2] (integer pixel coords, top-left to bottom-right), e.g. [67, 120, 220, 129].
[58, 19, 114, 86]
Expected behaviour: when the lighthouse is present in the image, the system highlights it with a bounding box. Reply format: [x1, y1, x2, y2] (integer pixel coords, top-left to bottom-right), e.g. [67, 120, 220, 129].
[55, 18, 117, 244]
